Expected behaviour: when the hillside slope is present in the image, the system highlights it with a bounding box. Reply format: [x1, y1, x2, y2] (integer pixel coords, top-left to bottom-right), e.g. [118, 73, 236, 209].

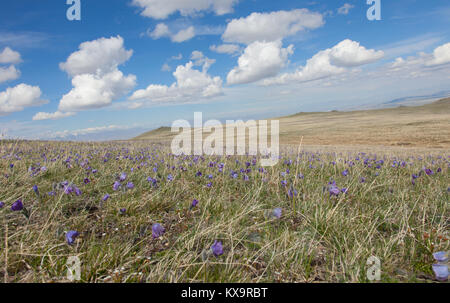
[131, 98, 450, 148]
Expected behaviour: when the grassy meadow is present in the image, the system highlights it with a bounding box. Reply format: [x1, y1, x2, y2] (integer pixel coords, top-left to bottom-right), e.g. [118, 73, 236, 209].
[0, 139, 448, 283]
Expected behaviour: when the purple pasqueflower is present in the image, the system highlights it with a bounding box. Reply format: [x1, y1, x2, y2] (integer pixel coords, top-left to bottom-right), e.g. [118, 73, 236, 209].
[83, 178, 90, 184]
[113, 181, 121, 191]
[288, 188, 298, 198]
[64, 185, 73, 195]
[196, 171, 202, 177]
[66, 230, 79, 245]
[342, 170, 349, 177]
[329, 185, 340, 196]
[167, 174, 173, 181]
[432, 264, 449, 281]
[73, 186, 82, 196]
[11, 199, 23, 211]
[126, 182, 135, 189]
[272, 208, 282, 219]
[425, 168, 434, 176]
[360, 177, 366, 183]
[191, 199, 199, 208]
[119, 172, 127, 182]
[32, 185, 39, 196]
[152, 223, 165, 238]
[102, 194, 110, 202]
[211, 240, 223, 257]
[119, 208, 127, 215]
[281, 180, 287, 187]
[433, 251, 448, 262]
[206, 182, 212, 188]
[0, 201, 4, 209]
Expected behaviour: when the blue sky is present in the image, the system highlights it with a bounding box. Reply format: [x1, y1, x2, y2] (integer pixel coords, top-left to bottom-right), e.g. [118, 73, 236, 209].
[0, 0, 450, 140]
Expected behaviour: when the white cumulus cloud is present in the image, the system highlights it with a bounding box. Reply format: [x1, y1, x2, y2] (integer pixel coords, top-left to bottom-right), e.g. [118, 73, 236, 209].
[129, 58, 223, 106]
[59, 70, 136, 112]
[222, 9, 324, 44]
[0, 65, 20, 83]
[131, 0, 238, 19]
[426, 42, 450, 66]
[59, 36, 133, 77]
[337, 3, 354, 15]
[33, 111, 75, 121]
[171, 26, 196, 43]
[227, 40, 294, 85]
[0, 47, 22, 64]
[0, 84, 47, 115]
[38, 36, 137, 120]
[263, 39, 384, 85]
[148, 24, 196, 43]
[210, 44, 241, 55]
[329, 39, 384, 67]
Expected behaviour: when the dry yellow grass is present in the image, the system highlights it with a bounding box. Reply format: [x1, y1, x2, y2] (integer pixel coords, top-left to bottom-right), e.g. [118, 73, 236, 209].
[132, 98, 450, 149]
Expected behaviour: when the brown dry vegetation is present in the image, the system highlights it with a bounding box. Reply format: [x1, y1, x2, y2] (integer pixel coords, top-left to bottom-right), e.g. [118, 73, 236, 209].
[132, 98, 450, 149]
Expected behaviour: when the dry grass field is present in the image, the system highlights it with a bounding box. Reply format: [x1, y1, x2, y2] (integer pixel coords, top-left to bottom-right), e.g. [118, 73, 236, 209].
[132, 98, 450, 149]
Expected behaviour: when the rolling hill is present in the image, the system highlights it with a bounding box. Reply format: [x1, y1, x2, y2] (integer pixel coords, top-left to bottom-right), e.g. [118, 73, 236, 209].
[131, 98, 450, 148]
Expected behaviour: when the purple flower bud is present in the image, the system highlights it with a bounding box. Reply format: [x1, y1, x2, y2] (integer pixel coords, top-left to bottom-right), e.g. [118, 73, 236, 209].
[119, 208, 127, 215]
[113, 181, 121, 191]
[66, 230, 79, 245]
[102, 194, 110, 202]
[433, 251, 448, 262]
[0, 201, 4, 209]
[152, 223, 165, 238]
[73, 186, 82, 196]
[211, 240, 223, 257]
[432, 264, 449, 281]
[11, 200, 23, 211]
[127, 182, 135, 189]
[167, 174, 173, 181]
[329, 185, 340, 196]
[288, 188, 298, 198]
[191, 199, 199, 208]
[342, 170, 349, 177]
[272, 208, 282, 219]
[32, 185, 39, 196]
[119, 172, 127, 182]
[64, 185, 73, 195]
